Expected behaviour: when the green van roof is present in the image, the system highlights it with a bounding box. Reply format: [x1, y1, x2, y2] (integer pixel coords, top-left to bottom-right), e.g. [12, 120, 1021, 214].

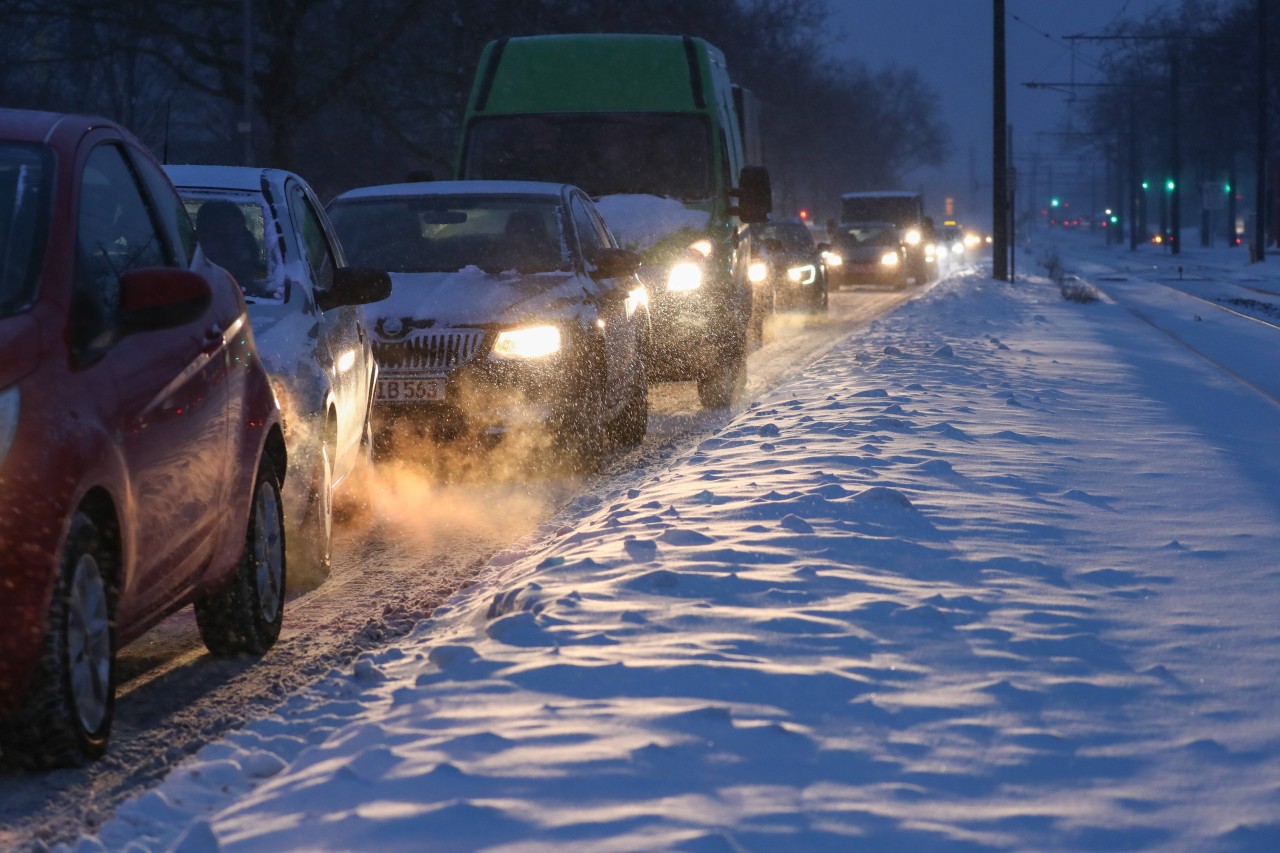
[471, 34, 722, 115]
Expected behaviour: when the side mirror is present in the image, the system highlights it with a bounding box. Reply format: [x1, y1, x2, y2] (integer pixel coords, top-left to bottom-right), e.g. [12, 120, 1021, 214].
[732, 165, 772, 224]
[587, 247, 641, 280]
[118, 268, 211, 332]
[317, 267, 393, 312]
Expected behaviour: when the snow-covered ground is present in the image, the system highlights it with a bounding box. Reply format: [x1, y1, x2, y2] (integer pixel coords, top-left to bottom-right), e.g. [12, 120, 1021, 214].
[69, 236, 1280, 852]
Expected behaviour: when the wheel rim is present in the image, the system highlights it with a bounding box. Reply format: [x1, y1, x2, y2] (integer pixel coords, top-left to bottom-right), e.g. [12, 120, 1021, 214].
[67, 553, 111, 733]
[253, 476, 285, 621]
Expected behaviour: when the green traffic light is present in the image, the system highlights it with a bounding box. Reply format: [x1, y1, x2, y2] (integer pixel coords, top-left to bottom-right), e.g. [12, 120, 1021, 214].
[1050, 198, 1061, 207]
[1166, 179, 1176, 191]
[1224, 183, 1232, 193]
[1141, 181, 1150, 190]
[1110, 215, 1118, 224]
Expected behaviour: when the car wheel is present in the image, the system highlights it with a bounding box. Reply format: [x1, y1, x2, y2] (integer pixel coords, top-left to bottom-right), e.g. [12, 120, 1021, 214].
[0, 511, 116, 769]
[554, 371, 608, 472]
[195, 460, 286, 657]
[607, 354, 648, 446]
[697, 332, 746, 408]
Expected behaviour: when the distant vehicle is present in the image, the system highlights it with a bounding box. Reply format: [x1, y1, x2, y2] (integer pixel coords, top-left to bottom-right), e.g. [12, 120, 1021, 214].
[840, 191, 931, 284]
[828, 222, 908, 289]
[326, 180, 650, 467]
[0, 109, 287, 769]
[747, 220, 828, 337]
[165, 165, 391, 585]
[454, 34, 771, 407]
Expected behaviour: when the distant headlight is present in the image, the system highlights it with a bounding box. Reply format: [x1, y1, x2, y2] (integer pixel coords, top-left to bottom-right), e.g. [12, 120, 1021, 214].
[747, 260, 768, 283]
[690, 239, 714, 257]
[822, 251, 843, 267]
[951, 241, 965, 254]
[493, 325, 562, 359]
[0, 385, 19, 464]
[786, 264, 817, 285]
[667, 261, 703, 292]
[880, 251, 900, 267]
[904, 228, 922, 245]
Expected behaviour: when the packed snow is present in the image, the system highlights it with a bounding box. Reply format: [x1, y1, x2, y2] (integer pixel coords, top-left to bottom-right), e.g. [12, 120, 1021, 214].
[66, 236, 1280, 852]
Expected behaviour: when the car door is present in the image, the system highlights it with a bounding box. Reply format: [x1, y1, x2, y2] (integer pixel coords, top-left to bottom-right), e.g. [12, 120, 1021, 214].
[285, 179, 366, 483]
[571, 194, 639, 409]
[74, 139, 232, 622]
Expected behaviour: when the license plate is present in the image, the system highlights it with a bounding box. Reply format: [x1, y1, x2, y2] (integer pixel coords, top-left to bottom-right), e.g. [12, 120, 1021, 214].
[375, 376, 446, 403]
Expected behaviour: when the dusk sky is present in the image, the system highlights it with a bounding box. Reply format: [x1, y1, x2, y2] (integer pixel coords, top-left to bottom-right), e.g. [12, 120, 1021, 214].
[824, 0, 1183, 224]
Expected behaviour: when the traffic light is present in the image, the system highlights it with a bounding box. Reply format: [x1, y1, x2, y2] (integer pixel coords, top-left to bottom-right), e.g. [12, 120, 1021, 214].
[1141, 181, 1150, 190]
[1050, 197, 1061, 207]
[1165, 179, 1176, 191]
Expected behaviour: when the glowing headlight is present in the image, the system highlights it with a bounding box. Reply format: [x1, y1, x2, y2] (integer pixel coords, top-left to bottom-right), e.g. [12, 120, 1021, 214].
[747, 260, 768, 283]
[667, 261, 703, 292]
[786, 264, 817, 285]
[880, 251, 900, 267]
[951, 241, 965, 254]
[493, 325, 562, 359]
[690, 239, 713, 257]
[904, 228, 922, 245]
[964, 233, 981, 248]
[0, 385, 20, 464]
[624, 285, 648, 317]
[822, 251, 843, 267]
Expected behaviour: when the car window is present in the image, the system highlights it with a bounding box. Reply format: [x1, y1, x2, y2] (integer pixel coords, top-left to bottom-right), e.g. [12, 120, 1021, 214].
[73, 142, 171, 355]
[131, 153, 194, 266]
[329, 195, 569, 275]
[183, 193, 279, 302]
[0, 142, 53, 319]
[287, 182, 335, 292]
[571, 196, 603, 259]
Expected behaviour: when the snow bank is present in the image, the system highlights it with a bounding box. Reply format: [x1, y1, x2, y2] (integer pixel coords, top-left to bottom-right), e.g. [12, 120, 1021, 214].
[75, 265, 1280, 853]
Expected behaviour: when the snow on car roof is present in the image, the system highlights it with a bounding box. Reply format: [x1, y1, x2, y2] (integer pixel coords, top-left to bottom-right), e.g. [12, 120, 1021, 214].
[164, 164, 285, 192]
[840, 190, 922, 199]
[333, 179, 569, 202]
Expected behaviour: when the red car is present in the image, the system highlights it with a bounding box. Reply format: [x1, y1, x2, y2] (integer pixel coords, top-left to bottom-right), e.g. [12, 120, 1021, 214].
[0, 109, 288, 769]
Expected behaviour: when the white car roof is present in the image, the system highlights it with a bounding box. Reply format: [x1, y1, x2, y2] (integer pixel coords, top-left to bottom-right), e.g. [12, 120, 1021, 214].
[332, 179, 570, 203]
[164, 164, 299, 193]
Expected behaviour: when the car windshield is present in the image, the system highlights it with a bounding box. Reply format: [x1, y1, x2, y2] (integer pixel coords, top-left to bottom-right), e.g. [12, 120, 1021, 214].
[461, 113, 713, 201]
[835, 224, 900, 249]
[178, 191, 282, 303]
[757, 222, 814, 252]
[0, 142, 53, 319]
[329, 195, 569, 275]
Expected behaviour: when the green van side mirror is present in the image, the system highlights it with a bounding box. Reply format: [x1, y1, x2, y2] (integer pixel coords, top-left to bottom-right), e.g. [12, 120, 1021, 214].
[733, 166, 772, 224]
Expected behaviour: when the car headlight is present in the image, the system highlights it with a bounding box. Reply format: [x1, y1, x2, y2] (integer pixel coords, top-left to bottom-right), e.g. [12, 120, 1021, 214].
[822, 251, 842, 267]
[786, 264, 816, 285]
[492, 325, 562, 359]
[880, 251, 900, 267]
[904, 228, 922, 245]
[0, 385, 20, 465]
[667, 261, 703, 292]
[690, 239, 713, 257]
[951, 242, 965, 254]
[747, 259, 768, 283]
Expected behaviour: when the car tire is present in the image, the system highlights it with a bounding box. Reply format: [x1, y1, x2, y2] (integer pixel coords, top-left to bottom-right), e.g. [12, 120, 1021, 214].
[0, 511, 116, 769]
[607, 355, 648, 446]
[697, 332, 746, 408]
[195, 460, 286, 657]
[290, 440, 333, 589]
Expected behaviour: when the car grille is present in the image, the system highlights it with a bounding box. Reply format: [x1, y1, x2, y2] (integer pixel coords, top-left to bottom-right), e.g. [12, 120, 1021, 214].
[373, 329, 487, 370]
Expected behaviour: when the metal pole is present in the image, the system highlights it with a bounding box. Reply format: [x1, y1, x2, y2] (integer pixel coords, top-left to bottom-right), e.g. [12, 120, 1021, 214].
[241, 0, 254, 166]
[993, 0, 1010, 281]
[1254, 0, 1267, 263]
[1170, 49, 1181, 254]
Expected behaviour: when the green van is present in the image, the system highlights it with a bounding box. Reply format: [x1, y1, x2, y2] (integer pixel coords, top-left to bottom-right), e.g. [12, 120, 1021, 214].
[456, 34, 771, 407]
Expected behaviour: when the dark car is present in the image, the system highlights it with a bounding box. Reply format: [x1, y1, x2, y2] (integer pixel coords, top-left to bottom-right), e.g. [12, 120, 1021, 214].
[166, 165, 391, 585]
[0, 109, 288, 769]
[327, 180, 649, 468]
[828, 221, 908, 290]
[746, 220, 828, 336]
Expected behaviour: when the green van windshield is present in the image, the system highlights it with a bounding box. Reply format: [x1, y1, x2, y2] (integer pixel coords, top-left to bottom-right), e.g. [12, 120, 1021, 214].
[461, 112, 712, 201]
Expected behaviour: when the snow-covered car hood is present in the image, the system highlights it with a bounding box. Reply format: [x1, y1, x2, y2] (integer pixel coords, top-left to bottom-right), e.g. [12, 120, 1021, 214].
[369, 267, 587, 333]
[593, 194, 711, 254]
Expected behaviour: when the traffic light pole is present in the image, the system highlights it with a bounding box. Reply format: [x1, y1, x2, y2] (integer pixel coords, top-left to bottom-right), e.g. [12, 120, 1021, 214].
[993, 0, 1010, 282]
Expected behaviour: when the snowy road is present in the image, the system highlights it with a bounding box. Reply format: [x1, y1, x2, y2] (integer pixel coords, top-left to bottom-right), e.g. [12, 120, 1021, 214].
[0, 286, 914, 851]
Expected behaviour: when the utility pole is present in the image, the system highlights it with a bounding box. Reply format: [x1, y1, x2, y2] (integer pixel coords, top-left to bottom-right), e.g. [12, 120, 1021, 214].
[993, 0, 1010, 281]
[240, 0, 254, 166]
[1169, 48, 1181, 254]
[1254, 0, 1267, 263]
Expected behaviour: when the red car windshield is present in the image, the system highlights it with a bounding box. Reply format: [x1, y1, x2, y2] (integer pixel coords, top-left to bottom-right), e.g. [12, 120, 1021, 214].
[0, 142, 53, 318]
